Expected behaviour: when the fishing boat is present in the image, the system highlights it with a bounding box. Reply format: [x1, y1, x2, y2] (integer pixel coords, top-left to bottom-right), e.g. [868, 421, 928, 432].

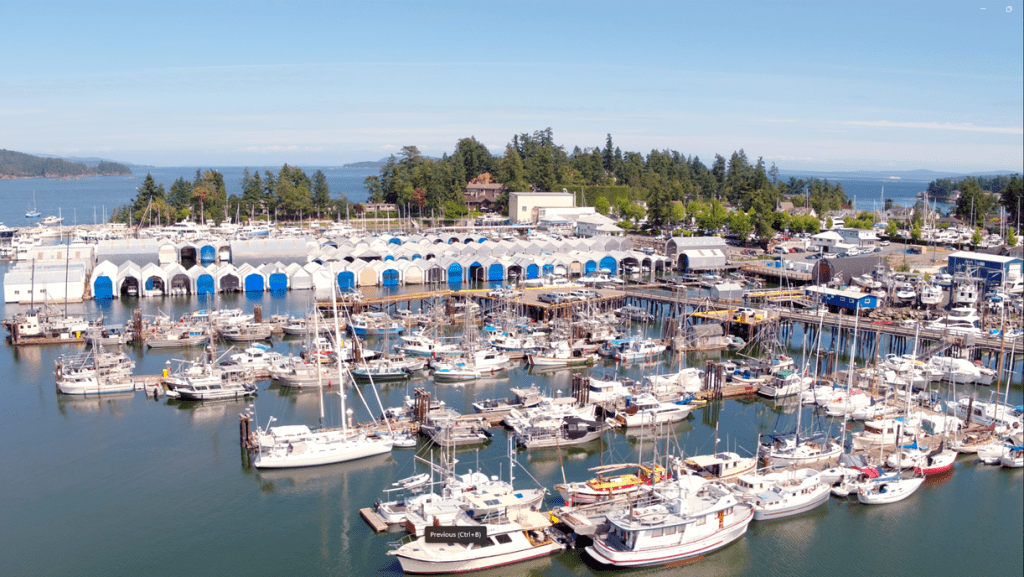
[54, 347, 136, 395]
[222, 343, 283, 373]
[585, 472, 754, 567]
[349, 312, 404, 336]
[555, 463, 670, 505]
[218, 322, 272, 342]
[145, 326, 211, 349]
[513, 415, 610, 449]
[351, 356, 424, 382]
[612, 338, 666, 362]
[388, 510, 565, 574]
[419, 415, 493, 448]
[394, 330, 460, 358]
[526, 340, 598, 367]
[173, 371, 257, 401]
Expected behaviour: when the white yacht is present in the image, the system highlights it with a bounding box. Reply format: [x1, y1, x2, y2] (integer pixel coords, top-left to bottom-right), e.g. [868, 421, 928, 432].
[924, 307, 983, 336]
[739, 468, 831, 521]
[757, 369, 813, 399]
[615, 393, 694, 428]
[920, 284, 942, 306]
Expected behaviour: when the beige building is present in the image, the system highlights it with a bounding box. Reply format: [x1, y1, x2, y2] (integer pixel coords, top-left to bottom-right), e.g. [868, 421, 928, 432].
[508, 191, 575, 224]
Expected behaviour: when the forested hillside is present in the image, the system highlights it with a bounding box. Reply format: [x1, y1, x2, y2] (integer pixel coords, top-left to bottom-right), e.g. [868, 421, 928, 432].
[0, 149, 131, 178]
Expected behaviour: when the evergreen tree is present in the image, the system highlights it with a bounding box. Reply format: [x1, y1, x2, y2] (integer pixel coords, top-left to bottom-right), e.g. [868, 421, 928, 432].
[311, 170, 332, 216]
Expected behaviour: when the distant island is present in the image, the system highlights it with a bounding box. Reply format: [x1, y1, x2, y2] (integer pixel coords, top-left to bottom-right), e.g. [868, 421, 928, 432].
[0, 149, 132, 179]
[340, 158, 391, 169]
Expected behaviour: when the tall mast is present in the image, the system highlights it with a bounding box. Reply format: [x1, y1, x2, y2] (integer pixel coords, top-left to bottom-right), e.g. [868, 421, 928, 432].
[316, 306, 324, 426]
[330, 264, 347, 434]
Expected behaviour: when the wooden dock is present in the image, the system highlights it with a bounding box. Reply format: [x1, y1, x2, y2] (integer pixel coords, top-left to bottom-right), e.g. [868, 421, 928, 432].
[360, 508, 389, 532]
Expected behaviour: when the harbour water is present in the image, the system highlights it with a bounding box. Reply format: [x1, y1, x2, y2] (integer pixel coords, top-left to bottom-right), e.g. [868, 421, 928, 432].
[0, 274, 1021, 577]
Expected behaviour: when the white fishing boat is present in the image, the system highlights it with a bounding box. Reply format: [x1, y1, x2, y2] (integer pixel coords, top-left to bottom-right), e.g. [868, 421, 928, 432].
[223, 343, 282, 373]
[513, 415, 610, 449]
[349, 312, 404, 336]
[54, 347, 136, 395]
[173, 370, 257, 401]
[218, 322, 272, 342]
[612, 338, 666, 362]
[526, 340, 598, 367]
[585, 472, 754, 567]
[394, 330, 460, 358]
[388, 510, 564, 574]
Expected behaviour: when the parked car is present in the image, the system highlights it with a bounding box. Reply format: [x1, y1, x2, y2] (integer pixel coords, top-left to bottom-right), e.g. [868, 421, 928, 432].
[538, 292, 568, 304]
[487, 287, 522, 298]
[880, 240, 890, 246]
[570, 289, 600, 299]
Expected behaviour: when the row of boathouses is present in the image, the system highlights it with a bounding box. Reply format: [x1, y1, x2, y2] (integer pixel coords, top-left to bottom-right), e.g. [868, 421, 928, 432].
[6, 233, 708, 302]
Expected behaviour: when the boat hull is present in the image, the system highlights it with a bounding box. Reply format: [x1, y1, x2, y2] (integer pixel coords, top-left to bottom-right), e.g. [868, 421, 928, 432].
[392, 540, 560, 574]
[585, 507, 753, 567]
[254, 437, 392, 469]
[752, 485, 830, 521]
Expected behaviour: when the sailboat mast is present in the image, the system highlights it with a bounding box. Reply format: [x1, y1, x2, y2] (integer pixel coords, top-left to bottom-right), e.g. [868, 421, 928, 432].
[329, 265, 347, 434]
[316, 307, 324, 426]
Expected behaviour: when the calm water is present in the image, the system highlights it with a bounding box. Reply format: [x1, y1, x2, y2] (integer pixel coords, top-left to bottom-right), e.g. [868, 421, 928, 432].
[0, 269, 1021, 577]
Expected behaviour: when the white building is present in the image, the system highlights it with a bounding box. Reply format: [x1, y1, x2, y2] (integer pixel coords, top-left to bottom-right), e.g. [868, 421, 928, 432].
[4, 262, 88, 304]
[810, 230, 861, 255]
[576, 214, 623, 237]
[836, 227, 879, 247]
[508, 191, 575, 224]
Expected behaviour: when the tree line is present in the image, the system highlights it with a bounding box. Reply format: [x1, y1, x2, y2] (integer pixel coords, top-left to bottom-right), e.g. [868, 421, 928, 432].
[362, 129, 850, 242]
[111, 165, 345, 226]
[0, 149, 131, 178]
[926, 175, 1024, 228]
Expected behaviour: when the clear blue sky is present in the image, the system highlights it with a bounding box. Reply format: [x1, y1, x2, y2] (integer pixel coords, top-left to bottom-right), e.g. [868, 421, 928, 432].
[1, 0, 1021, 172]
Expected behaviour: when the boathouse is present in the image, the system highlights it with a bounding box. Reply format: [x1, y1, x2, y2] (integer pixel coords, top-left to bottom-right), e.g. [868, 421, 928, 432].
[946, 251, 1023, 291]
[805, 286, 878, 313]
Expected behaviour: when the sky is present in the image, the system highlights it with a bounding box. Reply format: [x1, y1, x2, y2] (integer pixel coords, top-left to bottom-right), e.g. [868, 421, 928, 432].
[1, 0, 1021, 173]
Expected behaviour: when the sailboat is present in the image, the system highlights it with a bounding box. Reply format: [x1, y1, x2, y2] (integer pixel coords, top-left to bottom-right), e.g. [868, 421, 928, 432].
[252, 274, 393, 468]
[26, 191, 41, 218]
[759, 314, 842, 468]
